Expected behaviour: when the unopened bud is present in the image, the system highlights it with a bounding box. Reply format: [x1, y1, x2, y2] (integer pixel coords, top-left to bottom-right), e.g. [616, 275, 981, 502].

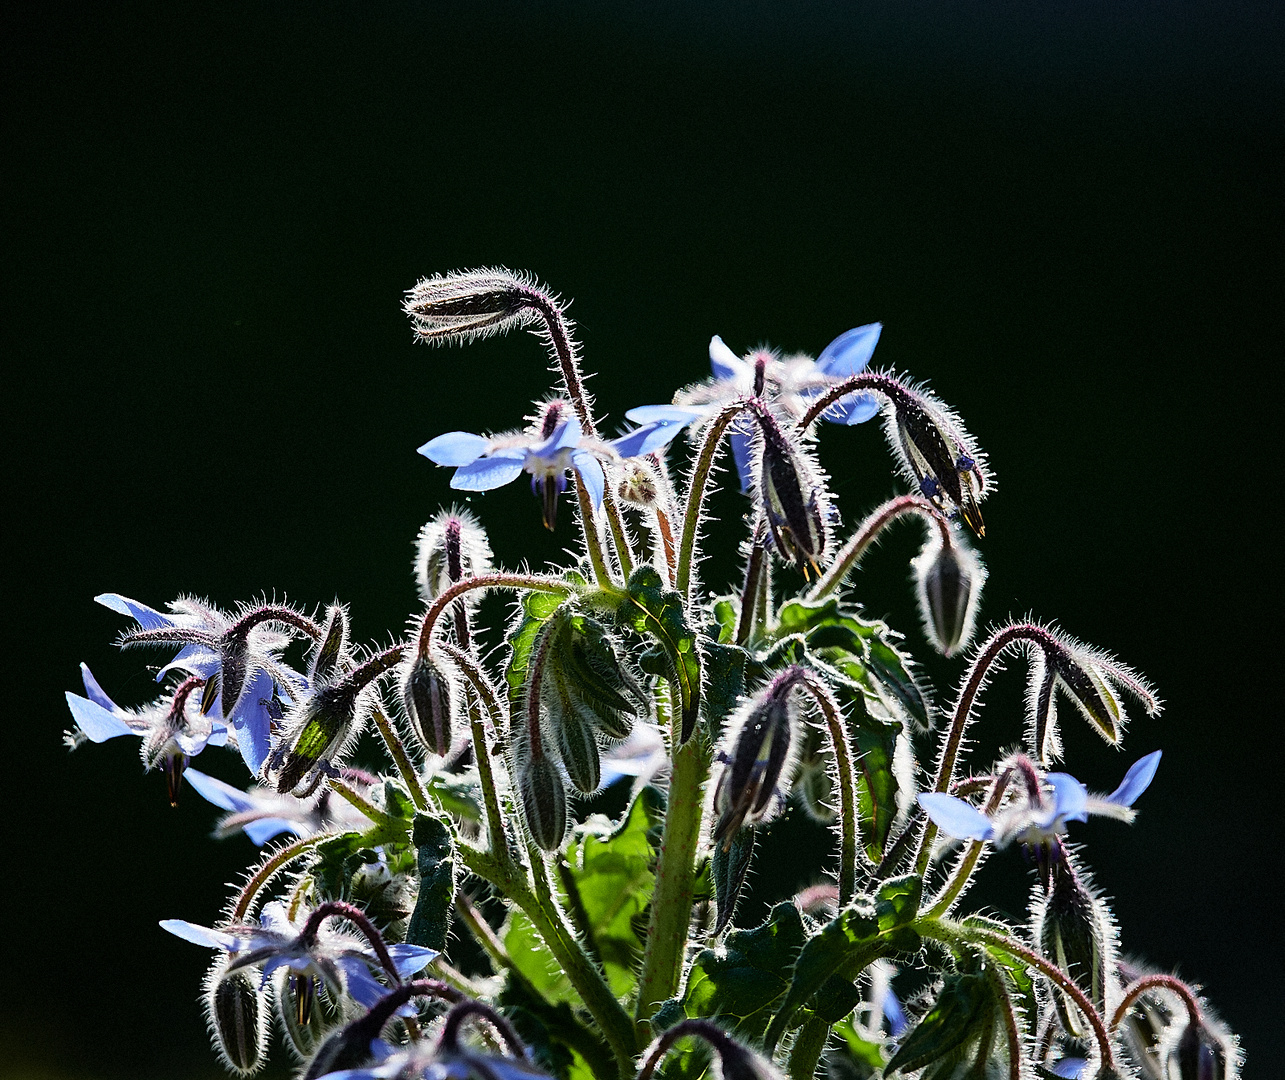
[403, 269, 542, 345]
[309, 605, 350, 685]
[415, 508, 493, 604]
[553, 615, 644, 741]
[913, 530, 985, 657]
[205, 965, 267, 1076]
[1037, 851, 1113, 1040]
[519, 754, 568, 852]
[550, 690, 602, 793]
[791, 724, 835, 823]
[753, 406, 831, 578]
[274, 968, 339, 1059]
[1171, 1020, 1233, 1080]
[402, 654, 457, 757]
[713, 668, 802, 846]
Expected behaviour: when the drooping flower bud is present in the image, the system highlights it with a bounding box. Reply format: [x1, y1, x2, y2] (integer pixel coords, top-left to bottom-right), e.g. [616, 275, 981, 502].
[548, 614, 645, 742]
[519, 754, 568, 852]
[752, 405, 832, 578]
[274, 967, 342, 1060]
[1169, 1019, 1235, 1080]
[1035, 846, 1116, 1041]
[204, 963, 268, 1076]
[309, 604, 350, 686]
[402, 653, 457, 758]
[712, 667, 804, 847]
[913, 528, 986, 657]
[415, 508, 493, 605]
[403, 268, 544, 345]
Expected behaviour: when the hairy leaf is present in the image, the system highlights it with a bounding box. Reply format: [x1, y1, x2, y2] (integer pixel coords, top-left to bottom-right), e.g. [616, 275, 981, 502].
[617, 566, 702, 742]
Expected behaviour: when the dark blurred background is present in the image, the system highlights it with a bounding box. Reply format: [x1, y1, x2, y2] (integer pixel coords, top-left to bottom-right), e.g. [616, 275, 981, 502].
[3, 2, 1281, 1076]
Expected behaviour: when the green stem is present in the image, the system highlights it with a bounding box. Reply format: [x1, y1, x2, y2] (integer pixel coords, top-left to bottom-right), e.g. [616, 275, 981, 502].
[574, 472, 615, 590]
[369, 708, 428, 812]
[458, 840, 638, 1072]
[798, 674, 860, 905]
[788, 1014, 831, 1080]
[979, 955, 1023, 1080]
[675, 401, 752, 600]
[230, 833, 331, 921]
[808, 494, 948, 600]
[330, 778, 396, 830]
[634, 712, 712, 1024]
[927, 766, 1016, 917]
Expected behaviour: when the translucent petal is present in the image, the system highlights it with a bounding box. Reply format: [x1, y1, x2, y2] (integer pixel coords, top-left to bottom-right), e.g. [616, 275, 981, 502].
[174, 728, 213, 755]
[95, 593, 173, 631]
[917, 793, 995, 840]
[417, 431, 489, 467]
[730, 428, 755, 493]
[243, 818, 303, 846]
[709, 335, 748, 382]
[338, 956, 391, 1009]
[611, 418, 693, 458]
[388, 943, 439, 978]
[65, 693, 136, 742]
[449, 453, 525, 491]
[160, 919, 238, 951]
[226, 668, 277, 775]
[625, 405, 703, 425]
[530, 415, 582, 458]
[156, 643, 220, 683]
[1107, 750, 1162, 807]
[1050, 1057, 1089, 1079]
[184, 769, 256, 812]
[572, 449, 605, 508]
[79, 663, 118, 711]
[840, 393, 882, 425]
[1046, 773, 1090, 823]
[815, 322, 882, 377]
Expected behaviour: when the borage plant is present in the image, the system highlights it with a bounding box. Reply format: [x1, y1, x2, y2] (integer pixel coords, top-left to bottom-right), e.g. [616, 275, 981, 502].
[67, 269, 1240, 1080]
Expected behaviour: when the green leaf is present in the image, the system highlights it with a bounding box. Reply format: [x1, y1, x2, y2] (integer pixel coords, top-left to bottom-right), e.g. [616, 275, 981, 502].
[764, 877, 921, 1052]
[560, 786, 664, 998]
[503, 909, 577, 1005]
[961, 915, 1038, 1037]
[813, 977, 864, 1024]
[500, 975, 617, 1080]
[701, 640, 750, 744]
[505, 590, 567, 710]
[425, 768, 484, 823]
[864, 636, 932, 734]
[849, 701, 903, 862]
[617, 566, 702, 742]
[711, 824, 756, 934]
[681, 902, 807, 1042]
[884, 972, 993, 1076]
[711, 597, 738, 645]
[832, 1016, 887, 1075]
[404, 812, 455, 952]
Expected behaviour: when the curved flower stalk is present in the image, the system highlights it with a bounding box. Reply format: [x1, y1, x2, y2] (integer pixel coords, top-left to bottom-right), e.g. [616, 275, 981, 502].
[66, 268, 1237, 1080]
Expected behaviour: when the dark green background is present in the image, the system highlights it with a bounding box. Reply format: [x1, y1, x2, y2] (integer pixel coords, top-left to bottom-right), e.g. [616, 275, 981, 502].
[4, 2, 1280, 1076]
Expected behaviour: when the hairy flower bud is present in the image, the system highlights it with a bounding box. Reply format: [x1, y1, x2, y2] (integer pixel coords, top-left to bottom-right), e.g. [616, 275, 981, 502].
[274, 968, 341, 1060]
[1036, 849, 1115, 1040]
[713, 668, 803, 847]
[913, 529, 985, 657]
[309, 605, 350, 686]
[1170, 1020, 1233, 1080]
[753, 406, 831, 577]
[204, 964, 268, 1076]
[402, 653, 457, 757]
[403, 268, 544, 345]
[415, 508, 493, 605]
[519, 754, 568, 852]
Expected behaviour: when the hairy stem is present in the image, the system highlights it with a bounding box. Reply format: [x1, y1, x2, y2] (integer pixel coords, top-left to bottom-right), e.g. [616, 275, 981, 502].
[574, 472, 616, 590]
[798, 675, 861, 905]
[1112, 974, 1204, 1029]
[928, 766, 1016, 917]
[789, 1014, 831, 1080]
[230, 833, 332, 921]
[416, 574, 572, 659]
[808, 494, 950, 600]
[369, 708, 428, 812]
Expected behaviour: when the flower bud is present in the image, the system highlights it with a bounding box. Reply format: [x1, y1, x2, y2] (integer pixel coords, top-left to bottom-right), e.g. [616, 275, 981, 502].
[1170, 1020, 1233, 1080]
[753, 406, 831, 577]
[712, 668, 802, 846]
[550, 690, 602, 794]
[204, 964, 268, 1076]
[402, 653, 457, 757]
[555, 615, 644, 741]
[309, 605, 350, 686]
[519, 754, 568, 852]
[403, 269, 542, 345]
[913, 530, 985, 657]
[1036, 850, 1114, 1040]
[274, 968, 341, 1060]
[415, 508, 493, 605]
[617, 459, 661, 507]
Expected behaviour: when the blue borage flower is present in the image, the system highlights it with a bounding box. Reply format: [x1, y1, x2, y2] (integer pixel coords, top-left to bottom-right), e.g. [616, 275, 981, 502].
[419, 400, 623, 530]
[624, 325, 883, 492]
[65, 662, 229, 804]
[162, 902, 437, 1012]
[918, 751, 1162, 848]
[96, 593, 307, 774]
[183, 767, 372, 846]
[316, 1045, 553, 1080]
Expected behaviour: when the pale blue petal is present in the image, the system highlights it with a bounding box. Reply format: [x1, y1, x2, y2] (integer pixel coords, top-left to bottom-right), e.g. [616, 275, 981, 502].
[79, 663, 117, 711]
[450, 454, 526, 491]
[338, 957, 389, 1009]
[625, 405, 703, 426]
[227, 668, 277, 775]
[418, 431, 489, 467]
[184, 769, 255, 813]
[156, 643, 220, 683]
[95, 593, 174, 631]
[207, 724, 229, 748]
[815, 323, 882, 377]
[572, 450, 605, 509]
[389, 943, 439, 978]
[840, 393, 882, 425]
[244, 818, 304, 846]
[1107, 750, 1162, 807]
[883, 986, 908, 1036]
[530, 415, 582, 459]
[730, 429, 755, 493]
[1046, 773, 1090, 823]
[611, 422, 679, 458]
[918, 793, 995, 840]
[1050, 1057, 1089, 1079]
[174, 728, 214, 756]
[65, 693, 136, 742]
[710, 335, 747, 382]
[160, 919, 238, 951]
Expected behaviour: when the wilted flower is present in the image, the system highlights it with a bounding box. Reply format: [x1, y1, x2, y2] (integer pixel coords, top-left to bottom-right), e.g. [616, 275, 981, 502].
[418, 400, 608, 530]
[99, 593, 310, 774]
[918, 750, 1162, 850]
[65, 664, 228, 805]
